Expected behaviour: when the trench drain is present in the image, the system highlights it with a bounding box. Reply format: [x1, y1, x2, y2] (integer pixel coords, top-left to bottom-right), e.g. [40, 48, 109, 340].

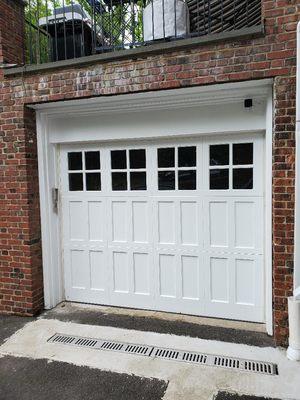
[48, 333, 278, 376]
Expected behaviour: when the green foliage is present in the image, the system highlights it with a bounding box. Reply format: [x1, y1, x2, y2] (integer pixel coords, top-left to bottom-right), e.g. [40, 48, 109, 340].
[25, 0, 144, 64]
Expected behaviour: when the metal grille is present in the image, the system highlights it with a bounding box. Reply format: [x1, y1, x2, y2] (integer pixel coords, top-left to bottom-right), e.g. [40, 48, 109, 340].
[23, 0, 262, 65]
[48, 333, 278, 375]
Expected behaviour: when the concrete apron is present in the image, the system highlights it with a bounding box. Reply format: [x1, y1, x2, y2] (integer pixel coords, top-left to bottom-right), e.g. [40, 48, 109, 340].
[0, 319, 299, 400]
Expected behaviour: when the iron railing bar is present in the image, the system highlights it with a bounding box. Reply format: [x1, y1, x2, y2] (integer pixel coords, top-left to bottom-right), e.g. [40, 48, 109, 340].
[162, 0, 165, 39]
[36, 0, 41, 63]
[80, 1, 85, 56]
[71, 0, 76, 58]
[174, 0, 177, 37]
[45, 0, 50, 63]
[25, 19, 49, 36]
[110, 0, 113, 49]
[151, 0, 154, 41]
[121, 0, 125, 48]
[221, 0, 224, 31]
[93, 0, 98, 54]
[208, 0, 211, 33]
[62, 0, 67, 61]
[234, 0, 236, 30]
[28, 0, 33, 63]
[100, 1, 105, 51]
[131, 0, 136, 46]
[53, 0, 58, 62]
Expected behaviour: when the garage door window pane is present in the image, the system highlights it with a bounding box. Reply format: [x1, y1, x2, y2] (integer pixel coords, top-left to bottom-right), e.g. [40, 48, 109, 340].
[210, 169, 229, 190]
[233, 168, 253, 189]
[111, 150, 127, 169]
[130, 149, 146, 169]
[69, 173, 83, 191]
[178, 147, 196, 167]
[112, 172, 127, 191]
[158, 171, 175, 190]
[130, 172, 146, 190]
[158, 148, 175, 168]
[86, 173, 101, 191]
[178, 170, 196, 190]
[68, 152, 82, 170]
[233, 143, 253, 165]
[210, 145, 229, 166]
[85, 151, 100, 170]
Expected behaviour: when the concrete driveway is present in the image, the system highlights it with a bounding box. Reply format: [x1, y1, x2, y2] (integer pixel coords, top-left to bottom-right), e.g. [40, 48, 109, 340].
[0, 304, 300, 400]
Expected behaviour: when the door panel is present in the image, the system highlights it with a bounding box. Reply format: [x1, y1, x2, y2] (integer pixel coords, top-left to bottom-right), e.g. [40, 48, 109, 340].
[60, 134, 265, 322]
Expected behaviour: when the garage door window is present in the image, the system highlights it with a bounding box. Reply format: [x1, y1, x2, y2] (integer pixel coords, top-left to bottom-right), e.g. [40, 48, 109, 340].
[209, 143, 253, 190]
[111, 149, 147, 191]
[158, 146, 197, 190]
[68, 151, 101, 191]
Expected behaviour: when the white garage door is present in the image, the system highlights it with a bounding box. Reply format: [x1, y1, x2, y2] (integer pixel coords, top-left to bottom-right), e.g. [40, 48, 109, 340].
[60, 134, 265, 322]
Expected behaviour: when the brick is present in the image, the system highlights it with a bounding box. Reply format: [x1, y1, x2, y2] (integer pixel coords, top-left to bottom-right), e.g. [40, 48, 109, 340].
[0, 0, 299, 347]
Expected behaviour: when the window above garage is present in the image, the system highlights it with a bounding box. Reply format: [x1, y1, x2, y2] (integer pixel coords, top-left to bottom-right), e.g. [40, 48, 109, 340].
[23, 0, 262, 66]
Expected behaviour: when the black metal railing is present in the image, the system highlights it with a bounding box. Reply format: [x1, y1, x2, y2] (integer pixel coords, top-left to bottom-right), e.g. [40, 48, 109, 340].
[24, 0, 262, 65]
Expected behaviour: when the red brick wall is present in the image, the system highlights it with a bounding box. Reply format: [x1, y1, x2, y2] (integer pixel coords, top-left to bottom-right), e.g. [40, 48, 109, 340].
[0, 0, 299, 346]
[0, 0, 25, 66]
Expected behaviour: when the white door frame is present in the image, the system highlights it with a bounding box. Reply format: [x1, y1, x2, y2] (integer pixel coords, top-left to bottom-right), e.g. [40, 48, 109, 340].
[32, 79, 274, 334]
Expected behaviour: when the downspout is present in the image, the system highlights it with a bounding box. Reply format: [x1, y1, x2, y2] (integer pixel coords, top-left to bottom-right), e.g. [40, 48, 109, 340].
[287, 21, 300, 361]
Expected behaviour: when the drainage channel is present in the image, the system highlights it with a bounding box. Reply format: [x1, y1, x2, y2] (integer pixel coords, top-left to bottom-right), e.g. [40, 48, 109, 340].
[48, 333, 278, 376]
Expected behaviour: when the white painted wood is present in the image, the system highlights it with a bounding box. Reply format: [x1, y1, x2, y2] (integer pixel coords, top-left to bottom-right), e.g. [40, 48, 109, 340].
[33, 80, 273, 327]
[60, 134, 265, 322]
[265, 88, 274, 335]
[48, 103, 267, 144]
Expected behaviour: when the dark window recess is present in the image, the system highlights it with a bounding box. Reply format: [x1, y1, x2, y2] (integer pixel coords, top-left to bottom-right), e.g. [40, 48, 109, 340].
[130, 149, 146, 169]
[210, 169, 229, 190]
[178, 170, 196, 190]
[85, 151, 100, 170]
[210, 145, 229, 166]
[158, 171, 175, 190]
[68, 152, 82, 170]
[86, 173, 101, 191]
[233, 168, 253, 189]
[112, 172, 127, 191]
[178, 146, 196, 167]
[69, 173, 83, 191]
[111, 150, 127, 170]
[233, 143, 253, 165]
[130, 172, 147, 190]
[158, 148, 175, 168]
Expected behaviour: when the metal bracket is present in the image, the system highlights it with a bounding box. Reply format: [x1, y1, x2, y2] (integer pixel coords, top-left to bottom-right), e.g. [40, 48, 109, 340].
[52, 188, 59, 212]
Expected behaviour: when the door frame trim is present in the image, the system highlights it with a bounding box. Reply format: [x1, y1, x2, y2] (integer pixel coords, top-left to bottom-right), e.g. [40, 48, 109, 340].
[34, 80, 273, 334]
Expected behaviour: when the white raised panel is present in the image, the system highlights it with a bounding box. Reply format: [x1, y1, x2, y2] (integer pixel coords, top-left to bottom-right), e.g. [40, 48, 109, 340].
[210, 257, 229, 303]
[209, 201, 228, 247]
[159, 254, 176, 297]
[70, 250, 86, 289]
[88, 201, 104, 241]
[235, 201, 255, 249]
[235, 258, 255, 305]
[158, 202, 175, 244]
[180, 202, 198, 245]
[113, 251, 129, 293]
[61, 135, 266, 323]
[69, 201, 85, 240]
[133, 253, 150, 295]
[89, 251, 105, 290]
[132, 202, 148, 243]
[181, 256, 199, 300]
[112, 201, 127, 242]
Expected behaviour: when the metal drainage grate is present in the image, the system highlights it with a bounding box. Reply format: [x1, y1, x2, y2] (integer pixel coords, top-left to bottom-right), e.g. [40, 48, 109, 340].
[48, 333, 278, 376]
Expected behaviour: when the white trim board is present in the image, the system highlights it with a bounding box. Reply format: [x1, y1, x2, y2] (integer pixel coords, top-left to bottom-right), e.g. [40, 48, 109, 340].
[33, 79, 274, 334]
